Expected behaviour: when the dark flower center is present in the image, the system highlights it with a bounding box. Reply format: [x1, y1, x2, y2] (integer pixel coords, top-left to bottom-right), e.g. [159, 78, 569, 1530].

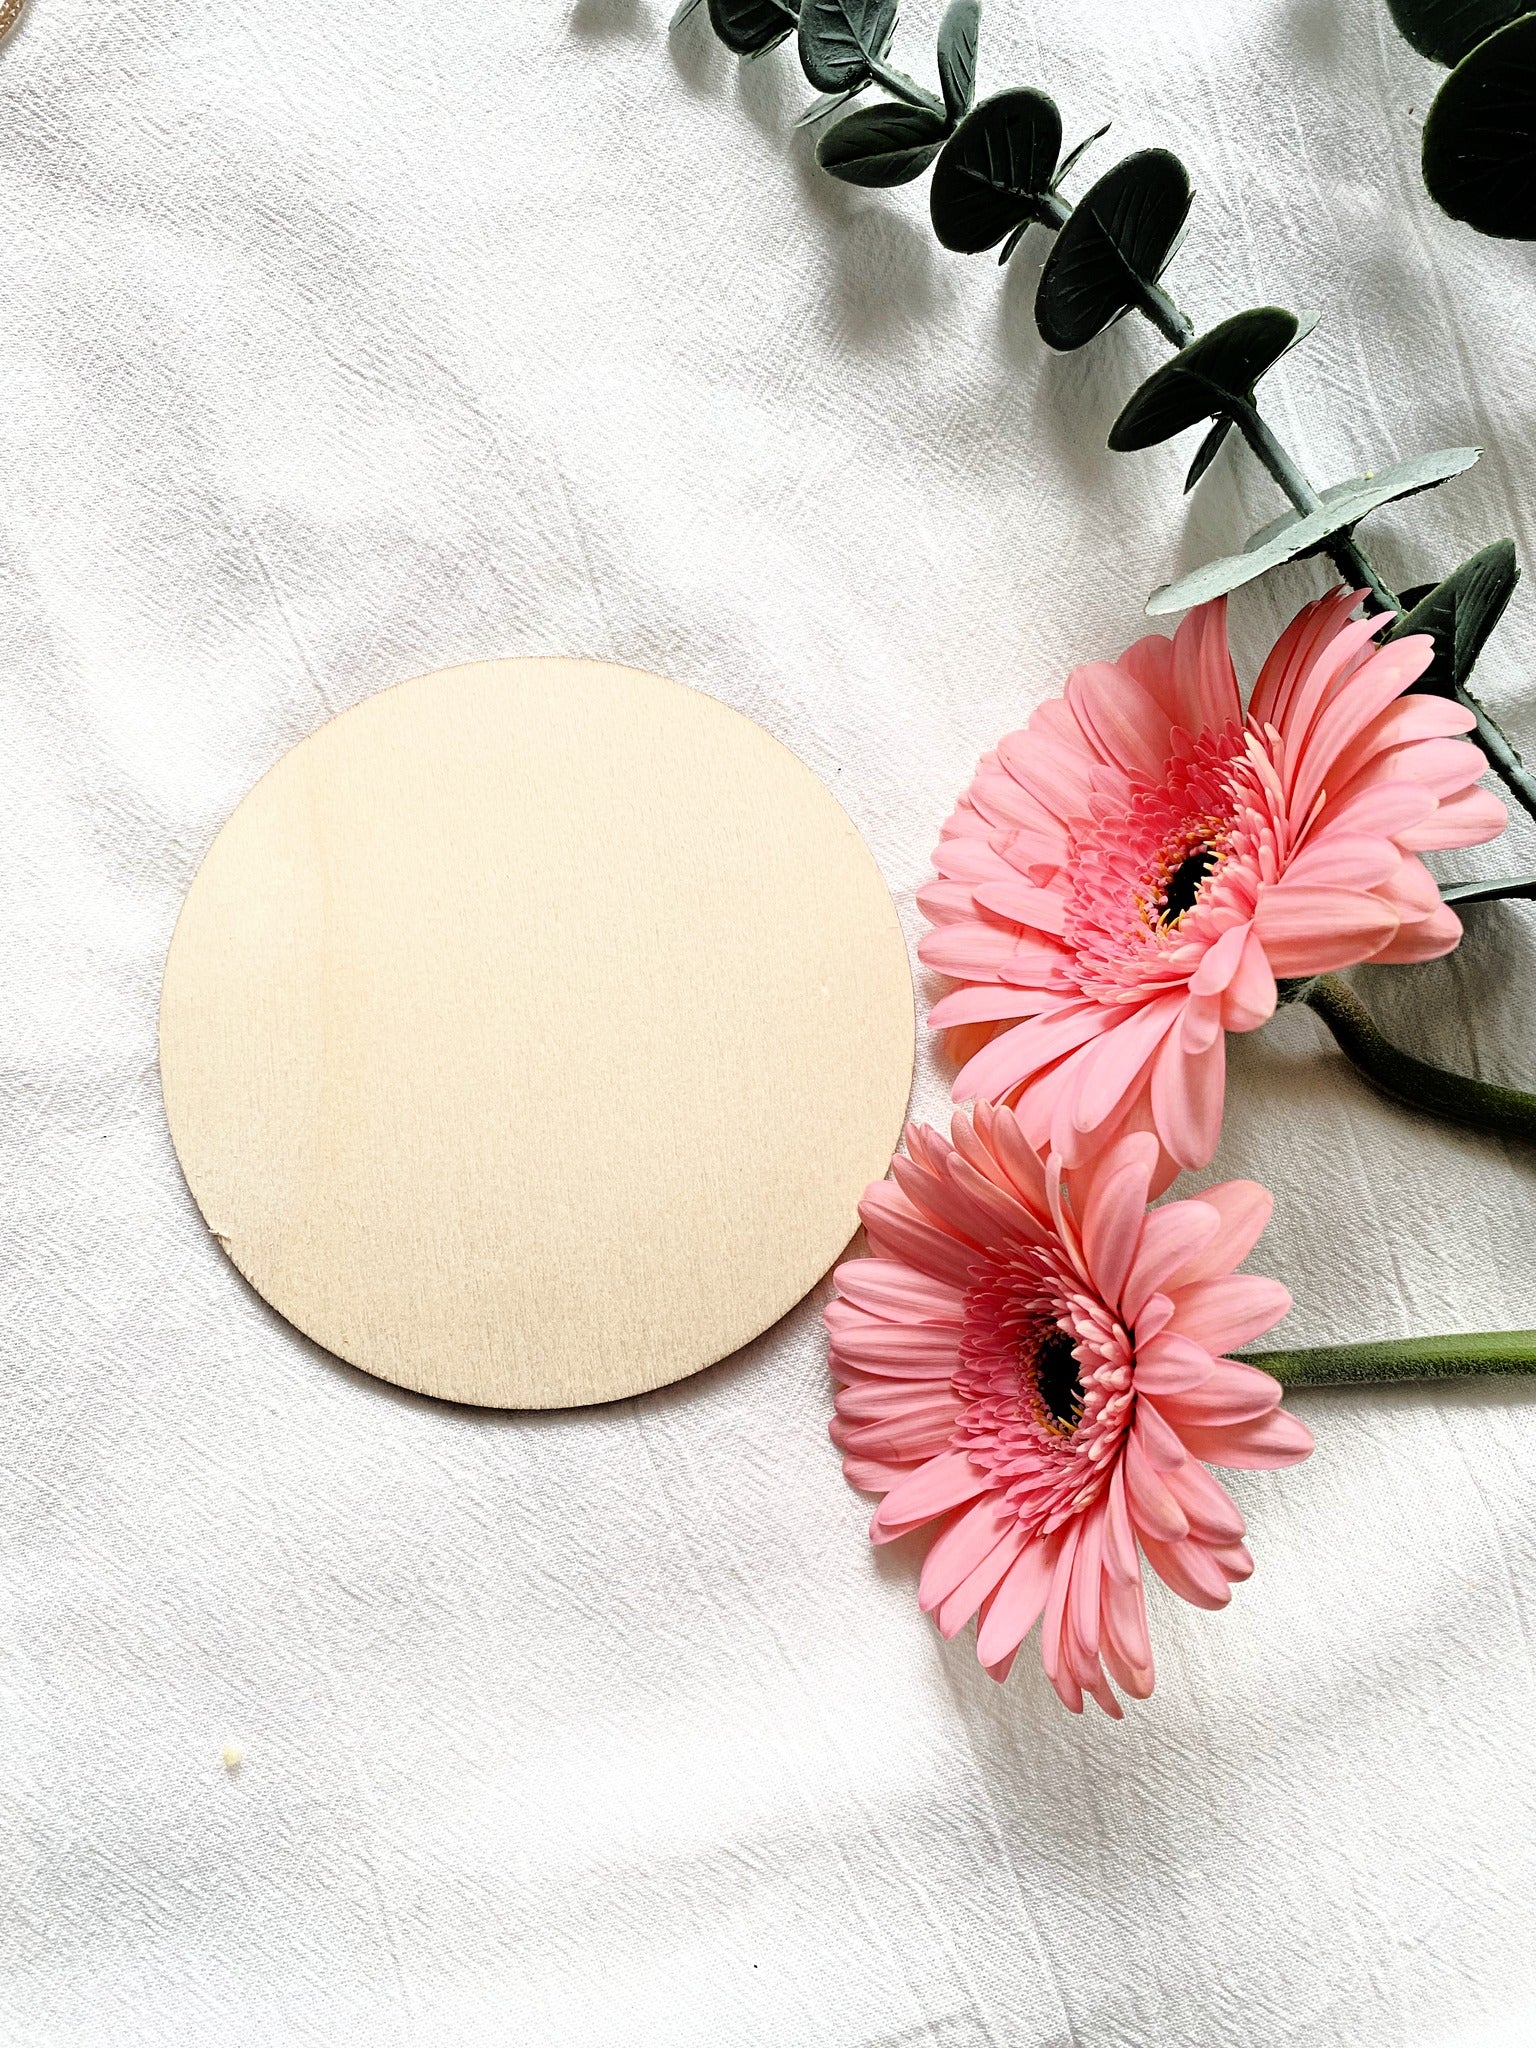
[1159, 845, 1219, 926]
[1033, 1327, 1084, 1436]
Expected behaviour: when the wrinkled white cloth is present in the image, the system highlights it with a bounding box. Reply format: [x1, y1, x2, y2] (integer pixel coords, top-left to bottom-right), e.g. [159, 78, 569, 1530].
[4, 2, 1536, 2043]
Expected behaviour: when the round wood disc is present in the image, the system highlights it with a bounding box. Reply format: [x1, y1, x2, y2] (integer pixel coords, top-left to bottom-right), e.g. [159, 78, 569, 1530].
[159, 659, 914, 1408]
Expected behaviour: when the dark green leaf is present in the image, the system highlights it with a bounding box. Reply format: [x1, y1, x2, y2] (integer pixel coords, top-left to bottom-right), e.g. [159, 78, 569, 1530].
[1146, 446, 1481, 613]
[1422, 15, 1536, 238]
[817, 103, 948, 184]
[670, 0, 708, 27]
[929, 88, 1063, 251]
[708, 0, 797, 58]
[1440, 872, 1536, 903]
[1394, 583, 1439, 611]
[937, 0, 981, 124]
[1386, 538, 1520, 693]
[798, 0, 898, 93]
[1385, 0, 1525, 65]
[1053, 122, 1112, 187]
[1109, 306, 1310, 452]
[1035, 149, 1193, 351]
[1184, 416, 1233, 493]
[796, 84, 867, 128]
[997, 220, 1031, 263]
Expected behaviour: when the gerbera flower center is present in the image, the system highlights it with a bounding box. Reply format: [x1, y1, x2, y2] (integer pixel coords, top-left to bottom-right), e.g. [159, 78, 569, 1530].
[1031, 1326, 1084, 1436]
[1158, 843, 1221, 926]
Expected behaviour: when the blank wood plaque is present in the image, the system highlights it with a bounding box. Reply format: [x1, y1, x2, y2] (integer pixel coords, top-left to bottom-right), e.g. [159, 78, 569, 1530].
[159, 659, 914, 1408]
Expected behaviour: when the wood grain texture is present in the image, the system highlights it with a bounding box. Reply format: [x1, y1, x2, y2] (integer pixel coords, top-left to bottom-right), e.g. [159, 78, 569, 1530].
[159, 659, 914, 1408]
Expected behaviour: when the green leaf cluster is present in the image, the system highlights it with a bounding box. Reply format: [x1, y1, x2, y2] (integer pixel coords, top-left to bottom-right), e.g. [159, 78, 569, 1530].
[674, 0, 1530, 819]
[1382, 2, 1536, 237]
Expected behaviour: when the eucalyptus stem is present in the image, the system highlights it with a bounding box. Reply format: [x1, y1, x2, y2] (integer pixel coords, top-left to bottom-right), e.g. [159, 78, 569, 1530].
[1245, 1329, 1536, 1387]
[1301, 973, 1536, 1142]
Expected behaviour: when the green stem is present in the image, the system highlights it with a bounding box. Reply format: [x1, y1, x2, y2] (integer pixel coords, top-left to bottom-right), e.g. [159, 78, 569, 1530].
[1302, 973, 1536, 1142]
[867, 57, 944, 116]
[1227, 399, 1396, 614]
[1245, 1329, 1536, 1387]
[1454, 688, 1536, 826]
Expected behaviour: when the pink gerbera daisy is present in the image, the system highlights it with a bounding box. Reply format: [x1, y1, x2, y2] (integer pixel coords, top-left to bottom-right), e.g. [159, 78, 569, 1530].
[919, 589, 1506, 1184]
[826, 1106, 1311, 1715]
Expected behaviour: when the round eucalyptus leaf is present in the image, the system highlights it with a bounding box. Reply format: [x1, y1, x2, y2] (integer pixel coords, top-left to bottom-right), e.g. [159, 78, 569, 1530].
[1386, 538, 1520, 693]
[798, 0, 899, 94]
[936, 0, 981, 124]
[1108, 306, 1308, 452]
[1035, 148, 1193, 351]
[1386, 0, 1525, 65]
[708, 0, 797, 58]
[1423, 14, 1536, 238]
[1146, 446, 1481, 615]
[817, 103, 949, 185]
[929, 89, 1063, 252]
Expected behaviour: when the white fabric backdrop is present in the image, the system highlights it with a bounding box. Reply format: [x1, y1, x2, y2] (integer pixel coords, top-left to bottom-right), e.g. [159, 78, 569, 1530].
[4, 2, 1536, 2041]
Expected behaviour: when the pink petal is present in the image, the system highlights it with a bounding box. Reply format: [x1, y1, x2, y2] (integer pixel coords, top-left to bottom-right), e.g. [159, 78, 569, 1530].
[1100, 1571, 1155, 1698]
[953, 1003, 1116, 1106]
[919, 919, 1065, 983]
[1367, 902, 1463, 963]
[937, 1520, 1032, 1638]
[1069, 994, 1183, 1136]
[1189, 920, 1252, 996]
[1080, 1143, 1158, 1309]
[1103, 1459, 1140, 1585]
[972, 879, 1069, 935]
[1396, 786, 1508, 852]
[1175, 1406, 1314, 1469]
[1171, 597, 1242, 731]
[1147, 1357, 1283, 1427]
[1282, 833, 1402, 892]
[1316, 779, 1437, 842]
[928, 983, 1060, 1028]
[1132, 1330, 1218, 1396]
[1173, 1181, 1272, 1286]
[1065, 660, 1174, 781]
[1249, 587, 1362, 730]
[1139, 1533, 1234, 1611]
[870, 1449, 991, 1542]
[830, 1260, 965, 1324]
[1166, 1274, 1292, 1352]
[1122, 1200, 1222, 1325]
[1150, 1020, 1226, 1170]
[918, 1494, 1016, 1614]
[858, 1185, 978, 1293]
[1162, 1456, 1246, 1542]
[974, 1534, 1061, 1665]
[1068, 1506, 1107, 1661]
[1221, 926, 1278, 1033]
[839, 1452, 915, 1494]
[1287, 637, 1437, 822]
[1252, 884, 1399, 975]
[1124, 1434, 1189, 1542]
[826, 1315, 963, 1376]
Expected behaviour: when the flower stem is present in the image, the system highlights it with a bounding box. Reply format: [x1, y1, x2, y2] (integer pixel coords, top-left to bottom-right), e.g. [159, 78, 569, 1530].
[1301, 973, 1536, 1142]
[1245, 1329, 1536, 1387]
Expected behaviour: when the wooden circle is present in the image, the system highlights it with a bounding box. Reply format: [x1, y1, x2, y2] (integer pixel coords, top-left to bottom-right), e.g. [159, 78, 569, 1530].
[159, 659, 914, 1408]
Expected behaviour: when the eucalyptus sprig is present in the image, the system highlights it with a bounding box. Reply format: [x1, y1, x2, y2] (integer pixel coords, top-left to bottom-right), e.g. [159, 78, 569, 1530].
[671, 0, 1536, 837]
